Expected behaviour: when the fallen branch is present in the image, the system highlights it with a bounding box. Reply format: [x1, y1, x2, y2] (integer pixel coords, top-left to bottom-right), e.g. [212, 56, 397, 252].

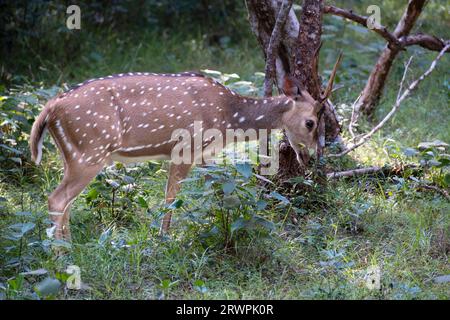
[263, 0, 294, 97]
[327, 163, 419, 179]
[418, 185, 450, 201]
[327, 166, 383, 179]
[328, 44, 450, 158]
[327, 166, 449, 200]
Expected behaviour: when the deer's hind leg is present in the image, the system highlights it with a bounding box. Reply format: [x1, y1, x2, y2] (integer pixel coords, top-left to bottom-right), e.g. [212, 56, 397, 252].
[160, 162, 192, 234]
[48, 162, 104, 241]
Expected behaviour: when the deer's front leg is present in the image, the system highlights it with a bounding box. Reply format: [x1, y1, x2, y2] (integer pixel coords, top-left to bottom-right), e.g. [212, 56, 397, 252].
[160, 162, 192, 234]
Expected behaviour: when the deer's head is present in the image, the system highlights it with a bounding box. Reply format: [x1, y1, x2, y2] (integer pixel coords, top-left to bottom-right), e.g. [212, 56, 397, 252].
[280, 54, 342, 167]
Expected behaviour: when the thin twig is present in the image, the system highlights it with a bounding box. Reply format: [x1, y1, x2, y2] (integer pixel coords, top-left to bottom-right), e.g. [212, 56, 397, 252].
[397, 56, 414, 101]
[348, 92, 362, 139]
[328, 44, 450, 158]
[263, 0, 294, 97]
[331, 84, 345, 93]
[349, 56, 412, 142]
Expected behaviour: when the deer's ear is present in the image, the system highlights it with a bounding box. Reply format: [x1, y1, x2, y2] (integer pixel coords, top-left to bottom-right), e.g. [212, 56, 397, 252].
[282, 76, 302, 99]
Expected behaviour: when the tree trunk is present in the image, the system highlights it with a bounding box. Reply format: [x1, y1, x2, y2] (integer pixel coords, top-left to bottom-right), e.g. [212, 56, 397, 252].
[246, 0, 340, 180]
[357, 0, 426, 116]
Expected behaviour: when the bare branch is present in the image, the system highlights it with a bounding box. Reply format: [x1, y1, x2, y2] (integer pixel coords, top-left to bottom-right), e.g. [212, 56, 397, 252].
[324, 5, 400, 47]
[328, 44, 450, 158]
[401, 34, 450, 52]
[324, 5, 449, 52]
[327, 163, 421, 179]
[264, 0, 294, 97]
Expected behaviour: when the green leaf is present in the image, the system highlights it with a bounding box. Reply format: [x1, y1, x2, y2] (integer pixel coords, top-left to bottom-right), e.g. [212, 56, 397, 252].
[9, 157, 22, 165]
[193, 279, 208, 293]
[437, 157, 450, 168]
[98, 228, 111, 246]
[15, 211, 32, 217]
[252, 215, 275, 231]
[254, 174, 274, 185]
[121, 175, 135, 184]
[85, 188, 99, 201]
[418, 140, 449, 150]
[235, 163, 252, 179]
[256, 199, 268, 210]
[137, 196, 148, 208]
[168, 199, 183, 209]
[223, 195, 241, 209]
[0, 144, 22, 155]
[35, 277, 61, 297]
[159, 279, 179, 289]
[8, 276, 24, 291]
[52, 239, 72, 249]
[106, 179, 120, 188]
[222, 180, 236, 195]
[269, 191, 290, 205]
[403, 147, 419, 157]
[443, 173, 450, 187]
[179, 177, 202, 183]
[9, 222, 35, 237]
[427, 159, 441, 167]
[201, 69, 222, 76]
[231, 217, 249, 232]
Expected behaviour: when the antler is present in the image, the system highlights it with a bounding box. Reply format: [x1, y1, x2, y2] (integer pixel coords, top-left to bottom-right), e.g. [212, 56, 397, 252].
[321, 52, 343, 102]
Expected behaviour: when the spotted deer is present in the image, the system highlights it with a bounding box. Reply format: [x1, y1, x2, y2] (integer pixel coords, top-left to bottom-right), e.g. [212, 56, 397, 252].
[30, 60, 340, 242]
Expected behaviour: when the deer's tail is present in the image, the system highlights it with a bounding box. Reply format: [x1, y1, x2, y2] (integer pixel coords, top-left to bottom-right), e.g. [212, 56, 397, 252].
[30, 99, 57, 165]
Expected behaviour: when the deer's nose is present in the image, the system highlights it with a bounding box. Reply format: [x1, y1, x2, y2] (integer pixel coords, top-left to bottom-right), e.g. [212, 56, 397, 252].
[298, 148, 311, 166]
[299, 146, 318, 166]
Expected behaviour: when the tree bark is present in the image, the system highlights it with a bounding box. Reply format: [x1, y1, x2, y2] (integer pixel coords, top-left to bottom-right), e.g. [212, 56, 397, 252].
[247, 0, 340, 180]
[263, 0, 294, 97]
[356, 0, 426, 117]
[246, 0, 294, 89]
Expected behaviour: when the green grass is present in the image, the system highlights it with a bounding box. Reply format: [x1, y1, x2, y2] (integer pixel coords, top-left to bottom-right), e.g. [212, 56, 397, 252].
[1, 11, 449, 299]
[12, 29, 264, 88]
[1, 161, 448, 299]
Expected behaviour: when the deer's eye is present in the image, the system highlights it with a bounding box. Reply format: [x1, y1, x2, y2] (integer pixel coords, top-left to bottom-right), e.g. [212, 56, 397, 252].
[305, 119, 315, 130]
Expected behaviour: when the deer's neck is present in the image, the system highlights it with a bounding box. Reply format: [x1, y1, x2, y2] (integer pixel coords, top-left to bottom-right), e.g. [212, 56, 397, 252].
[224, 95, 291, 131]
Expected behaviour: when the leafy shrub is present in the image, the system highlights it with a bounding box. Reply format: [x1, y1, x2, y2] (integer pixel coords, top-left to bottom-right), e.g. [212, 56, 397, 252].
[175, 162, 292, 251]
[0, 85, 60, 170]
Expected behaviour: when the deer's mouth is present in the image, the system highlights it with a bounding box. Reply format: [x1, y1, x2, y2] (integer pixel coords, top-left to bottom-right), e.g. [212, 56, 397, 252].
[296, 148, 312, 167]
